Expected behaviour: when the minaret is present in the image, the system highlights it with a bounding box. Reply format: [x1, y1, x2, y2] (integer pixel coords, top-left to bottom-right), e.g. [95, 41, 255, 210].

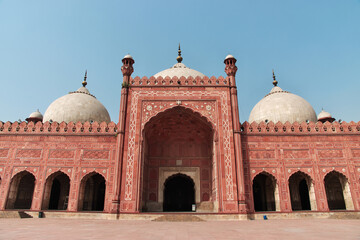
[224, 54, 247, 213]
[224, 55, 237, 86]
[112, 54, 135, 215]
[121, 55, 135, 84]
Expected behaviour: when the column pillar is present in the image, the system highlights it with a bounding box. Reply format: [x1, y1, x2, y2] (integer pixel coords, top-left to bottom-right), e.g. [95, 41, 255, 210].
[110, 55, 134, 214]
[224, 55, 247, 213]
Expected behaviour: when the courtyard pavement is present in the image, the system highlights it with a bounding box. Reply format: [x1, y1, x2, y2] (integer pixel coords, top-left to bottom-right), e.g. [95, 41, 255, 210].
[0, 218, 359, 240]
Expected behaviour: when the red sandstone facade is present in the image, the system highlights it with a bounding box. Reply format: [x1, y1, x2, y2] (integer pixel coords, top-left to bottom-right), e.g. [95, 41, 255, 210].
[0, 56, 359, 216]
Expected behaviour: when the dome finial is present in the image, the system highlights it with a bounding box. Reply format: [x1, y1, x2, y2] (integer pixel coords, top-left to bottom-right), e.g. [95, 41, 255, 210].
[176, 43, 183, 63]
[272, 69, 278, 86]
[82, 70, 87, 87]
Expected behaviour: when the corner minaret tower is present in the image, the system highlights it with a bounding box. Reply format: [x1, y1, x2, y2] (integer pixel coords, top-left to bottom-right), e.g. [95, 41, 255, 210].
[224, 55, 238, 86]
[112, 54, 135, 214]
[225, 54, 247, 213]
[121, 55, 135, 84]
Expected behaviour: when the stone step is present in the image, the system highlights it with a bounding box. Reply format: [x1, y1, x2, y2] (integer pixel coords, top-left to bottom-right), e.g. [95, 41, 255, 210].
[0, 211, 33, 218]
[152, 214, 205, 222]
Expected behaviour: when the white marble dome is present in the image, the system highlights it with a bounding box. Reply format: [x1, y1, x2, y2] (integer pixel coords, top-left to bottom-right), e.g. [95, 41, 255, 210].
[28, 109, 43, 119]
[249, 85, 317, 124]
[43, 85, 111, 123]
[317, 109, 332, 120]
[154, 62, 205, 78]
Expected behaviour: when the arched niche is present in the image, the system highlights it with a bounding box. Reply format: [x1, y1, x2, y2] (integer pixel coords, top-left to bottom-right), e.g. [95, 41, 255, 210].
[6, 171, 35, 209]
[141, 106, 215, 212]
[78, 172, 106, 211]
[288, 171, 316, 211]
[42, 171, 70, 210]
[324, 171, 354, 210]
[252, 172, 280, 212]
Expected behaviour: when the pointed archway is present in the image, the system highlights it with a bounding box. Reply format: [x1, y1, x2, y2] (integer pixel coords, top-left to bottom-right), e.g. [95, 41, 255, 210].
[78, 172, 106, 211]
[289, 171, 316, 211]
[6, 171, 35, 209]
[324, 171, 354, 210]
[42, 171, 70, 210]
[252, 172, 279, 212]
[163, 173, 195, 212]
[141, 106, 214, 212]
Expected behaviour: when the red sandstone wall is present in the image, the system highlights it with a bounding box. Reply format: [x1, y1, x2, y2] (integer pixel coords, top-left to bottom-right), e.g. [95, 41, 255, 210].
[0, 121, 117, 212]
[119, 78, 240, 213]
[241, 121, 360, 212]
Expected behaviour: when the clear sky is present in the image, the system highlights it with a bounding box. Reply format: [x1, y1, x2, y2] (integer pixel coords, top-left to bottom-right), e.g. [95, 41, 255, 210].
[0, 0, 359, 123]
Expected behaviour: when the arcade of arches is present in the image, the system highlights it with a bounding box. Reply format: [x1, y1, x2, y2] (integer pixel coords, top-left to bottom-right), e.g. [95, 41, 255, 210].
[141, 107, 214, 212]
[4, 171, 106, 212]
[0, 168, 356, 213]
[251, 170, 354, 212]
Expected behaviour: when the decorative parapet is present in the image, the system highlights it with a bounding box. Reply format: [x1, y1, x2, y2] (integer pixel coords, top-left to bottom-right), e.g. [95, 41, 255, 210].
[241, 121, 360, 135]
[0, 121, 117, 135]
[129, 76, 229, 87]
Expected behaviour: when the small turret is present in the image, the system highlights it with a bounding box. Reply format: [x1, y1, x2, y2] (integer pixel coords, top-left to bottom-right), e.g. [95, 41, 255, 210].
[26, 109, 43, 123]
[317, 109, 335, 123]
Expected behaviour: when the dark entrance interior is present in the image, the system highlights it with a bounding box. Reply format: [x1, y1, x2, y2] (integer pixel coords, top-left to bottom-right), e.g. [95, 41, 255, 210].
[46, 172, 70, 210]
[6, 171, 35, 209]
[325, 171, 346, 210]
[49, 179, 61, 209]
[79, 173, 106, 211]
[289, 172, 311, 211]
[163, 174, 195, 212]
[253, 173, 276, 212]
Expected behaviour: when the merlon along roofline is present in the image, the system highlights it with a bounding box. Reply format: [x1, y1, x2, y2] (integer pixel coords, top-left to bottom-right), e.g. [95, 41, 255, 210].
[240, 121, 360, 135]
[127, 76, 231, 87]
[0, 121, 117, 135]
[1, 120, 359, 135]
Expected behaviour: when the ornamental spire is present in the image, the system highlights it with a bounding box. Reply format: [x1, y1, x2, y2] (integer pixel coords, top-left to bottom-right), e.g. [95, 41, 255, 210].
[82, 70, 87, 87]
[176, 43, 183, 63]
[272, 69, 278, 86]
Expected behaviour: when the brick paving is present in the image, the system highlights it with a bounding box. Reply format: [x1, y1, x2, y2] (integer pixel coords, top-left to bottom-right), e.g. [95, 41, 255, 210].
[0, 218, 359, 240]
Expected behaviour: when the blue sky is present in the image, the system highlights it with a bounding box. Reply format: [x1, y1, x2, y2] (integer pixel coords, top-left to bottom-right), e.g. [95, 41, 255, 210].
[0, 0, 359, 123]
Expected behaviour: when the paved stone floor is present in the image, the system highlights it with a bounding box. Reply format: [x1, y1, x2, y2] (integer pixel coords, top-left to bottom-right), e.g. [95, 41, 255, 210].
[0, 218, 359, 240]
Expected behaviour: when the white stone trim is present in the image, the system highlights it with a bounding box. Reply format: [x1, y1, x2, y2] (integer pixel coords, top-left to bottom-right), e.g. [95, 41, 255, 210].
[158, 167, 200, 205]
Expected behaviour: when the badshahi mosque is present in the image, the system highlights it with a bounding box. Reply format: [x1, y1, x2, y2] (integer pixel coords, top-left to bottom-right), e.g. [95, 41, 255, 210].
[0, 47, 359, 220]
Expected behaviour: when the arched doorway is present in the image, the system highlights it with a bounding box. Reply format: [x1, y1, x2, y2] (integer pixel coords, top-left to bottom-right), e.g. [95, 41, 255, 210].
[163, 173, 195, 212]
[6, 171, 35, 209]
[78, 173, 106, 211]
[324, 171, 354, 210]
[42, 171, 70, 210]
[289, 172, 312, 211]
[141, 106, 214, 212]
[252, 172, 278, 212]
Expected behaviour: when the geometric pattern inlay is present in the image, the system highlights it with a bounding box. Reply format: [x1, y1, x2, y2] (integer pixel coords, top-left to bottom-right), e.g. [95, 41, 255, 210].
[0, 149, 9, 158]
[82, 150, 110, 160]
[15, 149, 42, 158]
[48, 149, 75, 159]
